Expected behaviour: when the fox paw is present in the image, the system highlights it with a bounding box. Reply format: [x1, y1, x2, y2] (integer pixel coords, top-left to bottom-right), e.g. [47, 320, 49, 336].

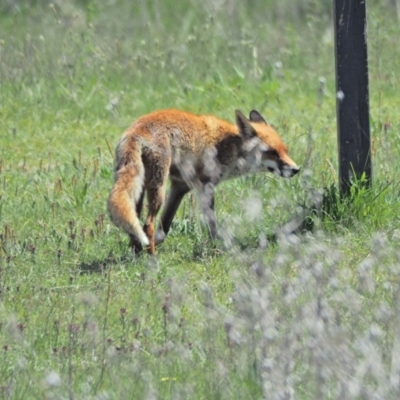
[155, 230, 166, 245]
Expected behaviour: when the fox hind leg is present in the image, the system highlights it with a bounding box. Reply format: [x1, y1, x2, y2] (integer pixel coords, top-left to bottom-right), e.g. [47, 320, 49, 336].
[144, 184, 167, 254]
[136, 187, 145, 217]
[155, 180, 190, 245]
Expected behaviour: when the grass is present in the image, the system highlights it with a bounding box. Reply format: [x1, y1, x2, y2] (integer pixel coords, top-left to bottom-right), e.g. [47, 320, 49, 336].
[1, 0, 400, 398]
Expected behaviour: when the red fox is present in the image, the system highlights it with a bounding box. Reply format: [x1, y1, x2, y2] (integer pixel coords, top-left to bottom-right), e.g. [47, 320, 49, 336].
[108, 109, 299, 254]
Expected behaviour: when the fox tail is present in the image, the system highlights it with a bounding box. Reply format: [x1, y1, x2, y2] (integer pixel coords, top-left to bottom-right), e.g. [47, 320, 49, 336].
[107, 137, 149, 246]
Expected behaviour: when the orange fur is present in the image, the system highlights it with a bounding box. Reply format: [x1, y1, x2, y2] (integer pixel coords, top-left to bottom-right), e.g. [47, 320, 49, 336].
[108, 109, 299, 254]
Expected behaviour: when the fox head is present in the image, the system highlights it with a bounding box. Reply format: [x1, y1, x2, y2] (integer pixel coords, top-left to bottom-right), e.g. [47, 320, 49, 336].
[235, 109, 300, 178]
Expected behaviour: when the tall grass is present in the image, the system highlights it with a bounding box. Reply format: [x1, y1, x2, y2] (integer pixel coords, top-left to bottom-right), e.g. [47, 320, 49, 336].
[1, 0, 400, 398]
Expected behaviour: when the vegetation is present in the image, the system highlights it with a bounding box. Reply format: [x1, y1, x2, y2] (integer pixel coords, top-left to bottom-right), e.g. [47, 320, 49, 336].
[1, 0, 400, 398]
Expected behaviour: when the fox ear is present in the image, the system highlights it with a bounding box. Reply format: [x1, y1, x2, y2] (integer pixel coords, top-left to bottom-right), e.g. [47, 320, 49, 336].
[249, 110, 268, 124]
[235, 110, 256, 139]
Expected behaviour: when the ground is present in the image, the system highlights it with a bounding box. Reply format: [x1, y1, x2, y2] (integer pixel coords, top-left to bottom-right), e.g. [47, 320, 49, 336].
[1, 1, 400, 398]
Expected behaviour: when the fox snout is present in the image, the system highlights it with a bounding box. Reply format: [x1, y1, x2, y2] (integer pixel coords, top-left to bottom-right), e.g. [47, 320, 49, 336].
[282, 164, 300, 178]
[265, 157, 300, 178]
[268, 164, 300, 178]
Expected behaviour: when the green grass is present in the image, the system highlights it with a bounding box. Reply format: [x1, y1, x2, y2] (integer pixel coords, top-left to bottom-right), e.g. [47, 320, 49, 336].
[1, 0, 400, 398]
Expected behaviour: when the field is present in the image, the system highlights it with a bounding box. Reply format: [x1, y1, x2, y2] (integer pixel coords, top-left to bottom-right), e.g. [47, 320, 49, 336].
[1, 0, 400, 398]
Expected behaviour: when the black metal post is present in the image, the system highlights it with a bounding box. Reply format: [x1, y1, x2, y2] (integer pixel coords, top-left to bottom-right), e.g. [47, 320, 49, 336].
[333, 0, 372, 195]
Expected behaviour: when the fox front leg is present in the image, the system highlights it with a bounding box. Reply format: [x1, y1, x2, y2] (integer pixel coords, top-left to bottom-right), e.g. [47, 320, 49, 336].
[199, 181, 218, 241]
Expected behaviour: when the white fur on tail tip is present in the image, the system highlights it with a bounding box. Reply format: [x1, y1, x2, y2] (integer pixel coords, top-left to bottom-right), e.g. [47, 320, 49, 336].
[129, 219, 149, 246]
[138, 231, 150, 246]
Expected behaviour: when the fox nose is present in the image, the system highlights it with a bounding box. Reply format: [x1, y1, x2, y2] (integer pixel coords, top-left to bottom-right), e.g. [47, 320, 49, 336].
[282, 165, 300, 178]
[292, 166, 300, 176]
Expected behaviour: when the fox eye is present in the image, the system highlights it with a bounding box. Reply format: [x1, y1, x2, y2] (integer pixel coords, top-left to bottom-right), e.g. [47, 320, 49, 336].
[265, 149, 279, 157]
